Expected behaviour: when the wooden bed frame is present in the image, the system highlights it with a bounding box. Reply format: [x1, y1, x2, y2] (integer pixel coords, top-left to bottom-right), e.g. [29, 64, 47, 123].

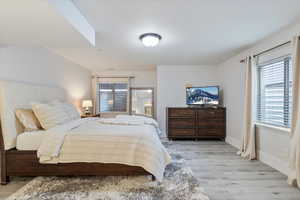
[0, 124, 154, 185]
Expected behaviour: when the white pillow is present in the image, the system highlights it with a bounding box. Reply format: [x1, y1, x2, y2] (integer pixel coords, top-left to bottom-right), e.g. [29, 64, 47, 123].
[32, 103, 70, 130]
[61, 103, 80, 120]
[15, 108, 43, 132]
[51, 101, 80, 121]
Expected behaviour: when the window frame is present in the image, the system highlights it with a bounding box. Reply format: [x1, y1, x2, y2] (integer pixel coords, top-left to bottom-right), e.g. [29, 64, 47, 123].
[256, 55, 292, 128]
[97, 82, 129, 114]
[129, 87, 155, 119]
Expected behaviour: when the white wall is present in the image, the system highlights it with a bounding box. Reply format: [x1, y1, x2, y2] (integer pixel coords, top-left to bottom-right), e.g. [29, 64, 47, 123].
[217, 21, 300, 175]
[94, 69, 156, 88]
[157, 65, 219, 136]
[0, 46, 92, 110]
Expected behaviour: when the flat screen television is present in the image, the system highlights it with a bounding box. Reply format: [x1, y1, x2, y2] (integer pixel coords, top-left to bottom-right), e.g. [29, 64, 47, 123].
[186, 86, 219, 105]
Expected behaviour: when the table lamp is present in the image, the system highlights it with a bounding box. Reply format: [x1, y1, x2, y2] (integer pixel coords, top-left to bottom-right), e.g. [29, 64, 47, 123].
[82, 100, 93, 115]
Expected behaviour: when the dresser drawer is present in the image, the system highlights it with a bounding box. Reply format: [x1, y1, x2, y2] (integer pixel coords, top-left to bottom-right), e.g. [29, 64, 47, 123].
[198, 109, 225, 120]
[168, 108, 195, 117]
[168, 118, 194, 127]
[197, 120, 225, 127]
[198, 127, 224, 136]
[168, 128, 195, 137]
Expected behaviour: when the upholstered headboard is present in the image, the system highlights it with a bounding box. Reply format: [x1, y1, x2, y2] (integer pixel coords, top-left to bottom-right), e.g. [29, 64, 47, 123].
[0, 81, 68, 150]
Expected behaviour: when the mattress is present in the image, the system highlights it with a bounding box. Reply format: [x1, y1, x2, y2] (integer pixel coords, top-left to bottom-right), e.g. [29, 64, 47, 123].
[16, 131, 45, 150]
[37, 118, 171, 181]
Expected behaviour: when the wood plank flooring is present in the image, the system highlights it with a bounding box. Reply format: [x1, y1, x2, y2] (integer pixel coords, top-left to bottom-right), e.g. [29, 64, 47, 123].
[167, 141, 300, 200]
[1, 141, 300, 200]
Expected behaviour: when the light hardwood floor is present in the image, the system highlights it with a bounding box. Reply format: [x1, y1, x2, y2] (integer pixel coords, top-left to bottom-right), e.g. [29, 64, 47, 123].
[1, 141, 300, 200]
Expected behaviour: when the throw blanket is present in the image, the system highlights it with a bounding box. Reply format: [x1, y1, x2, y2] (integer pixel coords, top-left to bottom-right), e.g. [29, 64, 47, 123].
[37, 118, 171, 181]
[97, 118, 144, 126]
[116, 115, 162, 136]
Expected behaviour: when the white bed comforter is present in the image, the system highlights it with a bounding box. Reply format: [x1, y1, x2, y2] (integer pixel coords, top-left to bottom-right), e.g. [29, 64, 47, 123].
[37, 118, 171, 181]
[97, 115, 162, 136]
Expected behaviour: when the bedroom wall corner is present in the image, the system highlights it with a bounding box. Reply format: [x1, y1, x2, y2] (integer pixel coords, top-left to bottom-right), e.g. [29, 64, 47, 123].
[216, 20, 300, 174]
[156, 65, 220, 136]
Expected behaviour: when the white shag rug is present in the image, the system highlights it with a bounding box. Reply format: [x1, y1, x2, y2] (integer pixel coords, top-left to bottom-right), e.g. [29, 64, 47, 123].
[7, 143, 209, 200]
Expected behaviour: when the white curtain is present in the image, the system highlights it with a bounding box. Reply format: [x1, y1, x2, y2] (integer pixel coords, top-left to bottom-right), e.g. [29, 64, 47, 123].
[238, 56, 257, 160]
[288, 36, 300, 188]
[91, 76, 98, 114]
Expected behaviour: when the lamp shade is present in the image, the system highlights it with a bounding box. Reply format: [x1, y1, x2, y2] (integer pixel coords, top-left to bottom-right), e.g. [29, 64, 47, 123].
[82, 100, 93, 108]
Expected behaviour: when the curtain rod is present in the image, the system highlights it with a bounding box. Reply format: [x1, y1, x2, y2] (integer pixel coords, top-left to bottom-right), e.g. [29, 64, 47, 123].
[239, 37, 300, 63]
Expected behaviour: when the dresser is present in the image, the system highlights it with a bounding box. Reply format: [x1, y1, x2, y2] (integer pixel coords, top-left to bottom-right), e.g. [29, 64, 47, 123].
[166, 107, 226, 140]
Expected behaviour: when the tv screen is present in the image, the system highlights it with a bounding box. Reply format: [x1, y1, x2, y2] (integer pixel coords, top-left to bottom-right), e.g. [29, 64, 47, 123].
[186, 86, 219, 105]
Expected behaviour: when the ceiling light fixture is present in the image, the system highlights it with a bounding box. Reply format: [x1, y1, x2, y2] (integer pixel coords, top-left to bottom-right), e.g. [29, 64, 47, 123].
[139, 33, 162, 47]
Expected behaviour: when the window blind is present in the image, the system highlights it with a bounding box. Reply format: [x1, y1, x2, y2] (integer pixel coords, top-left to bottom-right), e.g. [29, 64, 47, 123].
[257, 56, 292, 128]
[97, 80, 129, 113]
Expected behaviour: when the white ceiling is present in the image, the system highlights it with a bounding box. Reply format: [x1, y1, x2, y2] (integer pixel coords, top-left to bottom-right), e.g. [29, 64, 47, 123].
[0, 0, 92, 48]
[2, 0, 300, 71]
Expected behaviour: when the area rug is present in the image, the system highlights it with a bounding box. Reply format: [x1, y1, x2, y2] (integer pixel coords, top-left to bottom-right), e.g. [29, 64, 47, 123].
[7, 144, 209, 200]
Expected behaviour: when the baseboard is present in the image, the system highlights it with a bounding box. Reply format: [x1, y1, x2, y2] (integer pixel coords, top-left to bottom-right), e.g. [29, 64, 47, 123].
[225, 136, 240, 149]
[225, 136, 289, 176]
[258, 150, 289, 176]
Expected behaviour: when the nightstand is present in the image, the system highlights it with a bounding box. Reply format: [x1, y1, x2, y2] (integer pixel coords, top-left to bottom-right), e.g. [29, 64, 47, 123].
[81, 114, 100, 118]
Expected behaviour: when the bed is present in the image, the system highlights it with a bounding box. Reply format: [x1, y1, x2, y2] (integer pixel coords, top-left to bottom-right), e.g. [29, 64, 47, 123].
[0, 81, 171, 185]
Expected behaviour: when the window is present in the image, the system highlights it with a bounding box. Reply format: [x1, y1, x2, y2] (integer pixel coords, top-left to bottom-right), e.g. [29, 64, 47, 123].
[130, 88, 154, 118]
[257, 56, 292, 128]
[98, 82, 128, 113]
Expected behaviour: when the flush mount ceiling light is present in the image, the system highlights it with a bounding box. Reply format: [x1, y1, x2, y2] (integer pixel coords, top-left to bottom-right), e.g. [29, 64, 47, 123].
[139, 33, 162, 47]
